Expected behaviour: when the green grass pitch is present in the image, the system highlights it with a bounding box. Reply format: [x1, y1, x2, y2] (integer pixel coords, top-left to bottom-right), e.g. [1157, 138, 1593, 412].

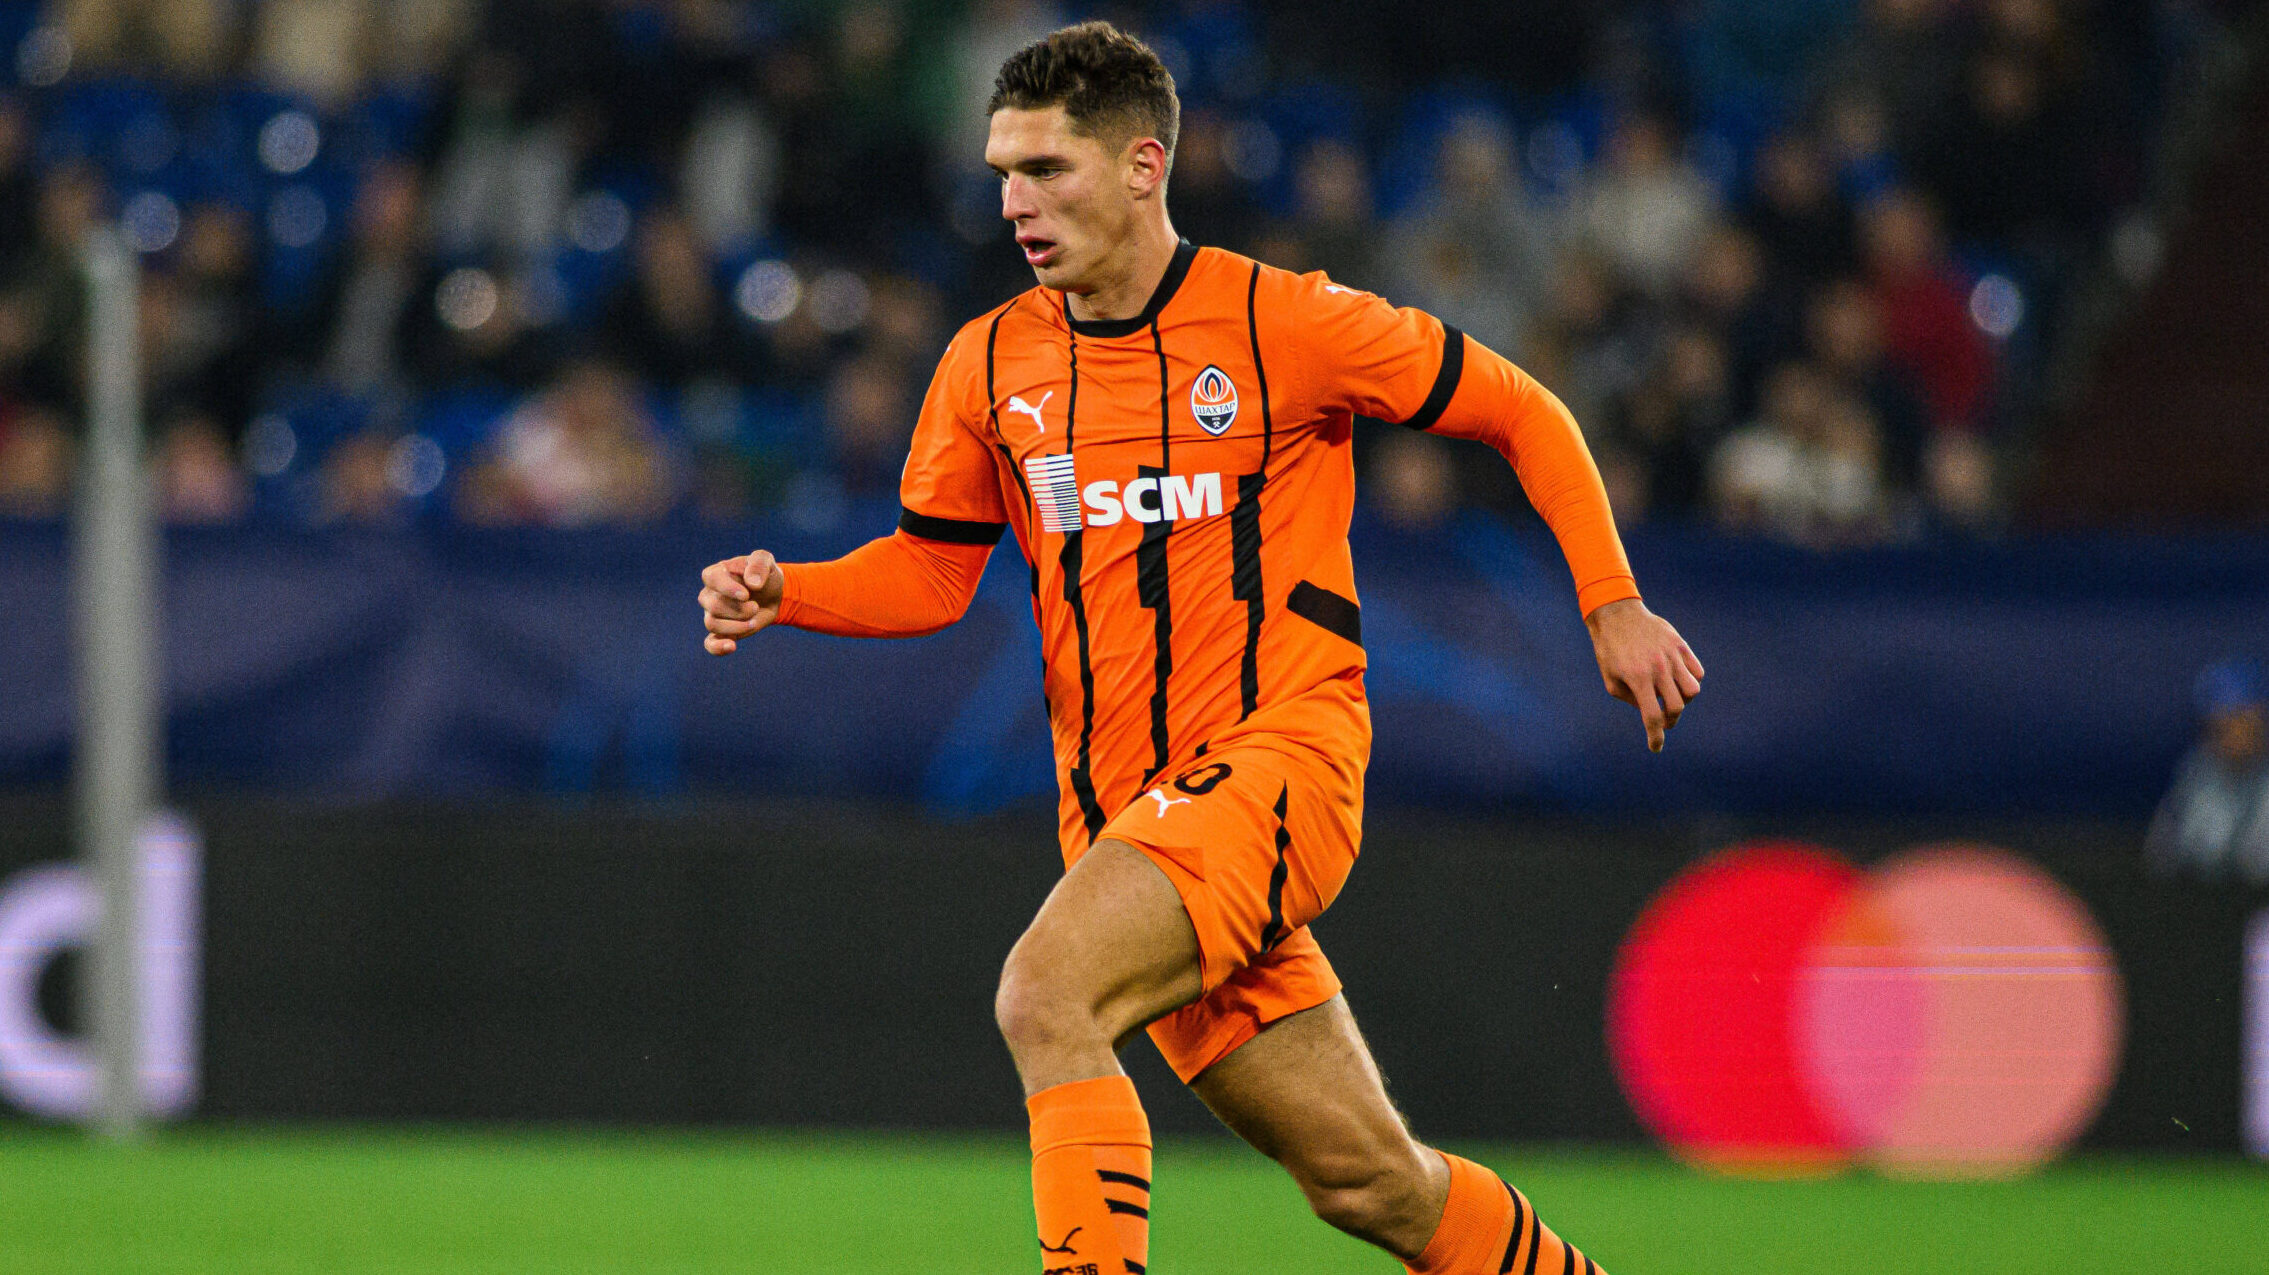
[1, 1126, 2262, 1273]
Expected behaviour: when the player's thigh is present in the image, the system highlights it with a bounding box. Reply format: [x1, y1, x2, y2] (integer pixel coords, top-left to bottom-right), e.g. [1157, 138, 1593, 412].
[1001, 836, 1204, 1041]
[1186, 994, 1431, 1191]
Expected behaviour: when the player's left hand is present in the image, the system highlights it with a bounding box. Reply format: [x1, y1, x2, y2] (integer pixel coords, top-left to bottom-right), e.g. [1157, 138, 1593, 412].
[1585, 598, 1703, 753]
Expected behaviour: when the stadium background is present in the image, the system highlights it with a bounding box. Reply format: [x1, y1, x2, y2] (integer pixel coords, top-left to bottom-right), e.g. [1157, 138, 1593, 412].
[2, 0, 2267, 1270]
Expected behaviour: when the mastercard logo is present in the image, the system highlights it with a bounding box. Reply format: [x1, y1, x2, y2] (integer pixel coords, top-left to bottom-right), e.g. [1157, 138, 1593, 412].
[1606, 841, 2123, 1179]
[1191, 365, 1238, 436]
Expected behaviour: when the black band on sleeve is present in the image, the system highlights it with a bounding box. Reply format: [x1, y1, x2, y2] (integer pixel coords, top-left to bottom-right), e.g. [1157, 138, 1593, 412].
[1396, 323, 1466, 432]
[898, 508, 1007, 545]
[1286, 581, 1362, 647]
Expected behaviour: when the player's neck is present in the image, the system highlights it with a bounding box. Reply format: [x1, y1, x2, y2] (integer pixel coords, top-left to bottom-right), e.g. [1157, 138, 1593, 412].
[1064, 216, 1183, 325]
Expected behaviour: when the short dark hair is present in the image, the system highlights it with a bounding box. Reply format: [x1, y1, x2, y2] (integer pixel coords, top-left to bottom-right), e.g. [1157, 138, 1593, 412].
[989, 21, 1179, 167]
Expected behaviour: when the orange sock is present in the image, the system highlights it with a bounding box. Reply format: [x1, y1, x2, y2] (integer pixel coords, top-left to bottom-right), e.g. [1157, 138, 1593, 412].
[1028, 1075, 1152, 1275]
[1406, 1152, 1604, 1275]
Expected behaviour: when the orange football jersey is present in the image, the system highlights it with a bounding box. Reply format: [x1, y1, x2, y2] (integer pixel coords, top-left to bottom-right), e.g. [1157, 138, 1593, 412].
[787, 241, 1637, 856]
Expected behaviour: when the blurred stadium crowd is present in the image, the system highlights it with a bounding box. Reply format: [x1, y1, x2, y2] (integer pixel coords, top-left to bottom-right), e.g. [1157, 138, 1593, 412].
[0, 0, 2242, 541]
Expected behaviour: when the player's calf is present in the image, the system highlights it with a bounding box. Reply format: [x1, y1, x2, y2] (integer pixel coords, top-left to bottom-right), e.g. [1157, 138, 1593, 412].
[1289, 1141, 1443, 1253]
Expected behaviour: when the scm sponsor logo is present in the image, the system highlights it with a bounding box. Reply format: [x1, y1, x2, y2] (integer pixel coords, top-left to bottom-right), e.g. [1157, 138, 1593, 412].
[1081, 472, 1223, 526]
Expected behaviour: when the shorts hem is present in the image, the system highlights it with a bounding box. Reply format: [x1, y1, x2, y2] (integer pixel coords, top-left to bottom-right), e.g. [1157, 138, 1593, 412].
[1159, 975, 1342, 1084]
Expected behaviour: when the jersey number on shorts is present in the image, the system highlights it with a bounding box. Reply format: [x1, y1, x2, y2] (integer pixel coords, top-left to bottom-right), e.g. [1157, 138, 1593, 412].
[1173, 762, 1233, 795]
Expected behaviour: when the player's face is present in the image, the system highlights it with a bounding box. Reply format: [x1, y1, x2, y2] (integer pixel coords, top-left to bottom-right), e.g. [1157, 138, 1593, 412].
[986, 106, 1143, 293]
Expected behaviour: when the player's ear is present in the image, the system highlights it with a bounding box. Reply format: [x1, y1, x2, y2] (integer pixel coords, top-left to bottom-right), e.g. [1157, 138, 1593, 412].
[1125, 136, 1168, 199]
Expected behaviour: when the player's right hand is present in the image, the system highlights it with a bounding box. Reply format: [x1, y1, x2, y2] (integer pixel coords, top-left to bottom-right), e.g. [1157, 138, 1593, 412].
[699, 550, 785, 655]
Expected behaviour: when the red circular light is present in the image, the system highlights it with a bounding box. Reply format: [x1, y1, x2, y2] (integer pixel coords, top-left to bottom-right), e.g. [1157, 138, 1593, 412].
[1605, 841, 1860, 1172]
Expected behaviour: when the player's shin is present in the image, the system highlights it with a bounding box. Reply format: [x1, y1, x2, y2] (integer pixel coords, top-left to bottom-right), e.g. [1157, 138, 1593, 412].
[1029, 1074, 1153, 1274]
[1405, 1152, 1605, 1275]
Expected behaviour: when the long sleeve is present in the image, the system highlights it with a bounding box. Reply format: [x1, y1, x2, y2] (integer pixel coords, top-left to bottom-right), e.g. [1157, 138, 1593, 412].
[776, 530, 993, 638]
[775, 312, 1013, 639]
[1290, 266, 1640, 618]
[1430, 334, 1639, 618]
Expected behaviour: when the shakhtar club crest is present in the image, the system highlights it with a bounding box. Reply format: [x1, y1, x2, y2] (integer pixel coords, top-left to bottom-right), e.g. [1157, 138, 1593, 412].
[1190, 365, 1239, 436]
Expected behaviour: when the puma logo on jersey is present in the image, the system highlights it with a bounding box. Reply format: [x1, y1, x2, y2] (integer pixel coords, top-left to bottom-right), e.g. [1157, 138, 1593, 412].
[1004, 391, 1052, 433]
[1191, 365, 1238, 435]
[1145, 789, 1192, 817]
[1023, 454, 1226, 532]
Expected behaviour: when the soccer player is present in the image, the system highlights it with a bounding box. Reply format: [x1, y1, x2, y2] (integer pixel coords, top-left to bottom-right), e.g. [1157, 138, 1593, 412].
[697, 23, 1701, 1275]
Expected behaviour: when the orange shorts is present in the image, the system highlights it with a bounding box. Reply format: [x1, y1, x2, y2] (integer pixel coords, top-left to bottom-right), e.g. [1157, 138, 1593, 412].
[1095, 737, 1363, 1082]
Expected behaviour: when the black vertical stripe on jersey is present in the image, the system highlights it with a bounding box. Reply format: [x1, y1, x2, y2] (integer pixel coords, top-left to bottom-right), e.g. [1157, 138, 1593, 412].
[1231, 471, 1264, 717]
[1135, 320, 1173, 784]
[1059, 333, 1106, 842]
[1246, 264, 1276, 465]
[998, 442, 1047, 721]
[1234, 263, 1274, 720]
[1258, 785, 1292, 952]
[984, 304, 1009, 441]
[1061, 533, 1106, 848]
[997, 443, 1039, 572]
[1135, 463, 1173, 784]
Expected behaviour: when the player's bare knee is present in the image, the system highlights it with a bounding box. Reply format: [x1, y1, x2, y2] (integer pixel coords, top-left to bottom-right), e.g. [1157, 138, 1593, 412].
[993, 946, 1085, 1053]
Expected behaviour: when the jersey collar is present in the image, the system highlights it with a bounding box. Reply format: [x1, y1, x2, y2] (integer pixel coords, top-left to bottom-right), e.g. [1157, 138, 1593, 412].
[1062, 239, 1198, 339]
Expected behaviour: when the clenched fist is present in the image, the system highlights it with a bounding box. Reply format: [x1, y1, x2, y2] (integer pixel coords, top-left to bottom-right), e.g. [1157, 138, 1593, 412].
[698, 550, 786, 655]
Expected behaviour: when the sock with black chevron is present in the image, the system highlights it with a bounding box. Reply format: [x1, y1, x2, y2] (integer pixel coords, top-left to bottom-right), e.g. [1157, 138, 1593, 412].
[1404, 1152, 1605, 1275]
[1028, 1075, 1152, 1275]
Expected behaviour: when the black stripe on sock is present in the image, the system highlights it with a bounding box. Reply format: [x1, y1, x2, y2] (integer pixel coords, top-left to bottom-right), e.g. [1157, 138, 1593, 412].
[1561, 1244, 1575, 1275]
[1498, 1178, 1526, 1274]
[1287, 580, 1361, 646]
[1582, 1257, 1596, 1275]
[1521, 1197, 1542, 1275]
[1096, 1169, 1151, 1192]
[1398, 322, 1465, 432]
[898, 508, 1006, 545]
[1105, 1199, 1149, 1219]
[1258, 785, 1292, 952]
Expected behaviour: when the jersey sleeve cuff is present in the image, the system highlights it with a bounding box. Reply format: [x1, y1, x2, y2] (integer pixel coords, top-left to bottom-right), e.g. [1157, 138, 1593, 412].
[1577, 575, 1641, 619]
[774, 563, 807, 629]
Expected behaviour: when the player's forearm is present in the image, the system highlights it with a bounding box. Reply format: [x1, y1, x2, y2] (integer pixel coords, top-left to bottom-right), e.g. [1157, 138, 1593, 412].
[775, 531, 992, 638]
[1433, 339, 1639, 617]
